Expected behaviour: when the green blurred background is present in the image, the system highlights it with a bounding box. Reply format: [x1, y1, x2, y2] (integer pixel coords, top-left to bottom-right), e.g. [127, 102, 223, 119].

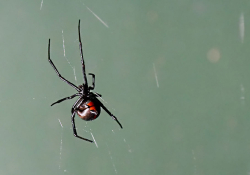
[0, 0, 250, 174]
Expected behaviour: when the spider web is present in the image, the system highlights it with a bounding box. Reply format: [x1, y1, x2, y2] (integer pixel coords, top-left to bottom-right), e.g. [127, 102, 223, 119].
[1, 1, 247, 174]
[61, 30, 77, 83]
[52, 3, 131, 174]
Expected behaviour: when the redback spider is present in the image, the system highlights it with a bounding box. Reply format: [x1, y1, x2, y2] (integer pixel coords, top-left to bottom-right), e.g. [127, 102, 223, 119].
[48, 20, 123, 143]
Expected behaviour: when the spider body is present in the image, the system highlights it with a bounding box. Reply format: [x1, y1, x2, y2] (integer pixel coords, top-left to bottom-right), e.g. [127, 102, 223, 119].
[77, 99, 101, 121]
[48, 20, 122, 143]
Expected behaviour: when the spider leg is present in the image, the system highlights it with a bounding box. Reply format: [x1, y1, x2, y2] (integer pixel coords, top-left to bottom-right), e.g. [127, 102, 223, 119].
[93, 92, 102, 97]
[51, 93, 81, 106]
[78, 20, 88, 88]
[48, 39, 81, 92]
[71, 97, 83, 114]
[96, 98, 123, 129]
[88, 73, 95, 90]
[71, 110, 93, 143]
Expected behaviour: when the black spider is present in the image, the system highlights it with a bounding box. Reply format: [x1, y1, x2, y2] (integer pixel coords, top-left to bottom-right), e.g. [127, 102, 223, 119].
[48, 20, 122, 143]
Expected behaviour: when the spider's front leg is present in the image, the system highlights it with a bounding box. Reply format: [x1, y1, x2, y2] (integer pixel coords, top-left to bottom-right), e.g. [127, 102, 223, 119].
[71, 110, 93, 143]
[88, 73, 95, 90]
[48, 39, 81, 92]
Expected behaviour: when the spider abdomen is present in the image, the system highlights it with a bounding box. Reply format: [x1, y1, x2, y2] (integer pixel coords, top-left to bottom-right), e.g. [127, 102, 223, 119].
[77, 100, 100, 121]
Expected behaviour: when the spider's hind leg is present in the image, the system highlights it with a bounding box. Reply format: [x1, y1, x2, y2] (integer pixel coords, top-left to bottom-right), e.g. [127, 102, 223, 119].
[71, 97, 83, 114]
[96, 98, 123, 129]
[71, 111, 93, 143]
